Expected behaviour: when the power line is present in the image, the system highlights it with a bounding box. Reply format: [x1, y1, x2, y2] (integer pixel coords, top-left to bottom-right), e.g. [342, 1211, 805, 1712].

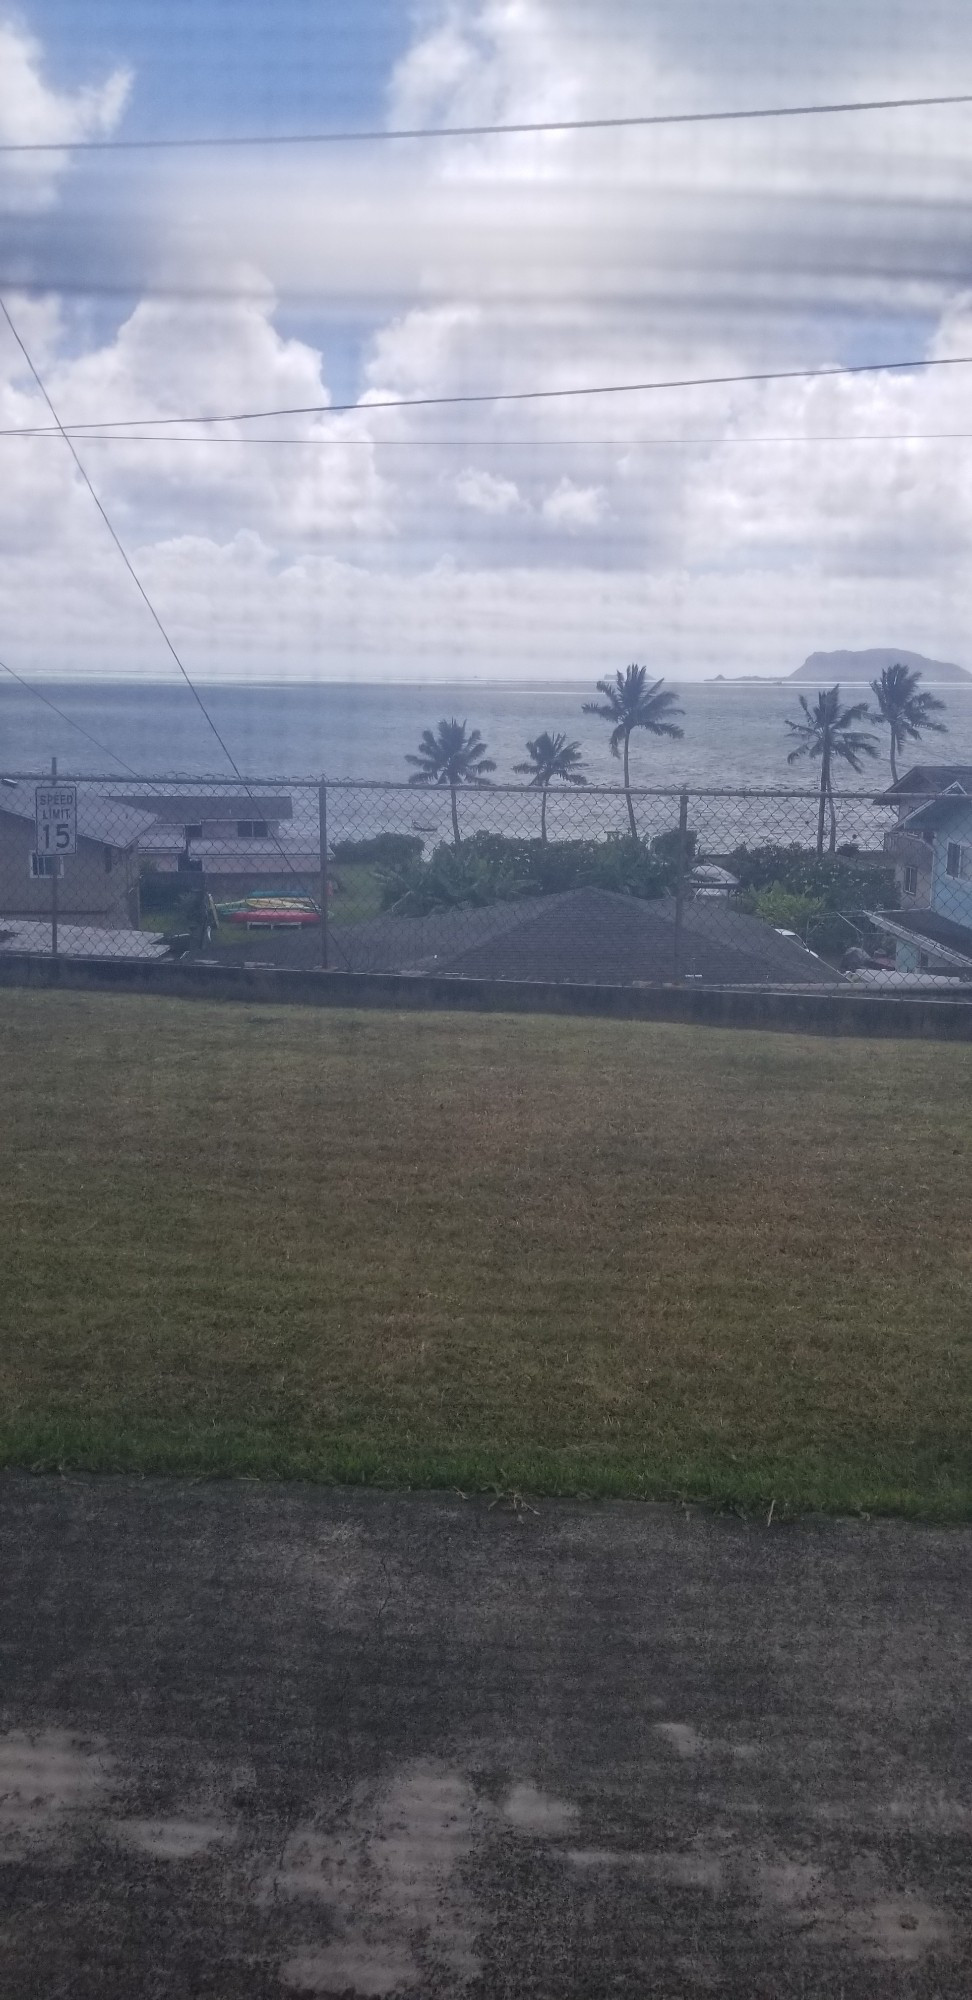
[0, 294, 334, 924]
[0, 295, 249, 778]
[2, 351, 970, 441]
[2, 90, 971, 153]
[8, 429, 972, 448]
[0, 656, 140, 774]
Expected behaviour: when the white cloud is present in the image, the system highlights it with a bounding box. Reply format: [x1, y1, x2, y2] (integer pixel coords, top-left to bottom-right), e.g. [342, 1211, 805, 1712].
[455, 466, 526, 513]
[3, 1, 972, 686]
[541, 477, 607, 528]
[0, 20, 130, 211]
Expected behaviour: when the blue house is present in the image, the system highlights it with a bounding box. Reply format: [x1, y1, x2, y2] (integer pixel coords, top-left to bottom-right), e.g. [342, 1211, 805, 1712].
[875, 771, 972, 976]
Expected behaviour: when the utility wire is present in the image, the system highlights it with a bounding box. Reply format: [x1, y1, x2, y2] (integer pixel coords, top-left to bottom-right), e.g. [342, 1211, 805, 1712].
[10, 429, 972, 447]
[0, 296, 246, 775]
[0, 655, 141, 774]
[2, 351, 971, 440]
[0, 294, 329, 921]
[1, 90, 971, 152]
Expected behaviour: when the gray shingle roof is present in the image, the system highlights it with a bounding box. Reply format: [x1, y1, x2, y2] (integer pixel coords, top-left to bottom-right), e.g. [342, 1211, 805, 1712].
[871, 908, 972, 968]
[335, 888, 840, 987]
[113, 793, 293, 822]
[879, 765, 972, 802]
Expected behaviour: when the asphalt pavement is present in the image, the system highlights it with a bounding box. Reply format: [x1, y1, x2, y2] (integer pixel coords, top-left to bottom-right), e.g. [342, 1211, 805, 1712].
[0, 1475, 969, 1998]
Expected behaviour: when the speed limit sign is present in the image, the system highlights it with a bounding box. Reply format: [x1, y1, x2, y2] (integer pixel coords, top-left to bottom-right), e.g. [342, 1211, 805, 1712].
[35, 784, 78, 855]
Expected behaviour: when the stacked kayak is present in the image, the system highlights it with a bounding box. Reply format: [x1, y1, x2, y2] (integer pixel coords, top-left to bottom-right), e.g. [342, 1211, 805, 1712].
[212, 893, 321, 929]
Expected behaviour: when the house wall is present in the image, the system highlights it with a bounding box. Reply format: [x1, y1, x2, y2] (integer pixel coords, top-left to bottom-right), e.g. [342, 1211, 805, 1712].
[883, 829, 933, 908]
[930, 803, 972, 927]
[0, 813, 137, 925]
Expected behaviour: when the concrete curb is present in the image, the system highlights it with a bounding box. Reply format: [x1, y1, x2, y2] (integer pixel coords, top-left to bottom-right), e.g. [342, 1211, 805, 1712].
[2, 950, 972, 1038]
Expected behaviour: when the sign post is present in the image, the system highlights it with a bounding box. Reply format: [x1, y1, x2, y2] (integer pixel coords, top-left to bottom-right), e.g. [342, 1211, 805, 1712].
[35, 760, 76, 960]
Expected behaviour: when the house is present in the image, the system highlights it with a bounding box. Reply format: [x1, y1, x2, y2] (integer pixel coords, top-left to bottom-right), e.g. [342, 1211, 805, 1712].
[340, 889, 841, 985]
[0, 780, 155, 928]
[880, 765, 972, 910]
[111, 791, 321, 901]
[872, 774, 972, 977]
[186, 886, 840, 986]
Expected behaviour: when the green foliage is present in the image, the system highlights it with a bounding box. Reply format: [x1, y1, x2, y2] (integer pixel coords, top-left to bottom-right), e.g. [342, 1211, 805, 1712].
[513, 730, 588, 787]
[405, 719, 496, 789]
[870, 662, 947, 780]
[379, 830, 681, 915]
[730, 844, 899, 958]
[582, 666, 685, 754]
[380, 837, 533, 914]
[330, 833, 424, 867]
[727, 843, 898, 910]
[650, 825, 698, 865]
[743, 885, 827, 931]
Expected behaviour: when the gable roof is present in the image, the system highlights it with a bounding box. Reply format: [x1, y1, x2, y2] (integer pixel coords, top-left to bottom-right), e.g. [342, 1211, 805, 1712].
[334, 888, 841, 987]
[879, 765, 972, 803]
[0, 780, 156, 850]
[870, 908, 972, 971]
[897, 782, 972, 835]
[112, 793, 292, 823]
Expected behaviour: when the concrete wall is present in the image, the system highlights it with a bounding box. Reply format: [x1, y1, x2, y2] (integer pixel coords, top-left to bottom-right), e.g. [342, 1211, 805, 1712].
[1, 951, 971, 1039]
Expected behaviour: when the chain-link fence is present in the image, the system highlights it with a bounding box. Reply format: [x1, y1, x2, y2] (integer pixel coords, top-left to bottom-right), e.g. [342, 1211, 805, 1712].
[2, 771, 971, 992]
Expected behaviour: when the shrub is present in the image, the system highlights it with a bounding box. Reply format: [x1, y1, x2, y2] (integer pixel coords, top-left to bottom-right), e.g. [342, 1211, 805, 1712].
[726, 843, 898, 911]
[740, 884, 827, 932]
[378, 831, 680, 916]
[330, 833, 424, 866]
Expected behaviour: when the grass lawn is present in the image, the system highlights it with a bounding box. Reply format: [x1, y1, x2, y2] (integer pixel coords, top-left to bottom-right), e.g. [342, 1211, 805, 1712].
[328, 860, 385, 925]
[0, 990, 969, 1517]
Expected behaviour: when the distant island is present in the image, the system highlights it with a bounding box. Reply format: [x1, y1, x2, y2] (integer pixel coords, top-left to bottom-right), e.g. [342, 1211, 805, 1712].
[788, 647, 972, 684]
[709, 647, 972, 686]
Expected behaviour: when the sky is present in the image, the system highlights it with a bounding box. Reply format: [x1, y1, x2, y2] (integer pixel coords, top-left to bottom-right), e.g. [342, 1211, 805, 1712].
[2, 0, 972, 682]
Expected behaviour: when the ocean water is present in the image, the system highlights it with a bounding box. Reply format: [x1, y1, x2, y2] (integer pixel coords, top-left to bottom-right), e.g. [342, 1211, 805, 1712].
[2, 677, 971, 793]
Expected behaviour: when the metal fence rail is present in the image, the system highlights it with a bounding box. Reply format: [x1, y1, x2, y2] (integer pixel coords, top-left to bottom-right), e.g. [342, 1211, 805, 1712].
[1, 771, 970, 993]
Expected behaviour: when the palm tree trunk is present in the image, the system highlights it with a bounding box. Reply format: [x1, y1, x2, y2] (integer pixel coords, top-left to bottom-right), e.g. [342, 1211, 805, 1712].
[540, 784, 549, 845]
[828, 782, 837, 854]
[450, 785, 461, 848]
[820, 740, 836, 856]
[623, 731, 637, 839]
[889, 733, 898, 785]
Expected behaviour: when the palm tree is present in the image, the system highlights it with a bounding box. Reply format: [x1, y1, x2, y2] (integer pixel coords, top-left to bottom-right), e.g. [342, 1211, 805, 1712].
[785, 686, 879, 855]
[869, 662, 947, 784]
[582, 666, 684, 837]
[406, 718, 496, 848]
[513, 732, 587, 843]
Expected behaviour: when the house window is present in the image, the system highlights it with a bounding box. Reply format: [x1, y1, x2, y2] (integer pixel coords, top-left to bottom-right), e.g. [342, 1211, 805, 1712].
[183, 823, 203, 841]
[945, 842, 970, 880]
[904, 866, 918, 894]
[237, 820, 270, 838]
[104, 845, 113, 874]
[29, 852, 63, 878]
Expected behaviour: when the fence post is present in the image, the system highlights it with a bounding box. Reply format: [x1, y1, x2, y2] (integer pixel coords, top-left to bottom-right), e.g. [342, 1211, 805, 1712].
[50, 755, 59, 961]
[318, 778, 329, 970]
[672, 785, 689, 980]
